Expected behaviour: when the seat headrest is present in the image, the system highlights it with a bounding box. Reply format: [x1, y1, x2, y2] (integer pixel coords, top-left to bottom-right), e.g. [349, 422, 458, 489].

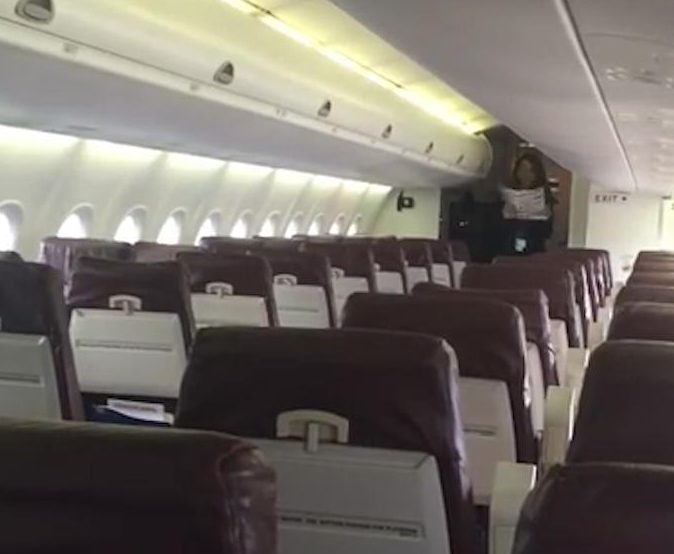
[399, 239, 433, 267]
[494, 256, 591, 319]
[178, 252, 274, 296]
[39, 237, 133, 281]
[608, 302, 674, 342]
[200, 237, 260, 253]
[178, 252, 278, 326]
[68, 257, 195, 349]
[628, 272, 674, 286]
[132, 242, 200, 262]
[341, 292, 535, 462]
[302, 241, 376, 288]
[616, 285, 674, 307]
[0, 251, 22, 262]
[568, 340, 674, 464]
[636, 250, 674, 263]
[176, 325, 479, 554]
[513, 462, 674, 554]
[413, 283, 557, 387]
[449, 240, 470, 262]
[632, 261, 674, 273]
[462, 263, 580, 347]
[371, 238, 407, 272]
[0, 261, 82, 419]
[0, 419, 275, 554]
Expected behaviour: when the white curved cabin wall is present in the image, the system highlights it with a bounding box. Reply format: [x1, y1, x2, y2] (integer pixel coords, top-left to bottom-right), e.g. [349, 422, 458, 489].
[0, 126, 392, 260]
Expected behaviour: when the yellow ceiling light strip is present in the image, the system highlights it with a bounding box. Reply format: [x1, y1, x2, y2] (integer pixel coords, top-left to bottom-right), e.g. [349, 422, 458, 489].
[219, 0, 476, 135]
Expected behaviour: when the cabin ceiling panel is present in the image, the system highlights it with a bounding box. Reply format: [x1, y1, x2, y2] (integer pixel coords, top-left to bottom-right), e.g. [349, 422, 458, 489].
[330, 0, 637, 191]
[569, 0, 674, 193]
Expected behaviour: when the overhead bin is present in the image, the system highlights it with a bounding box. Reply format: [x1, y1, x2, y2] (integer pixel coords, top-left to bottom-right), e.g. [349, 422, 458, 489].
[0, 0, 491, 187]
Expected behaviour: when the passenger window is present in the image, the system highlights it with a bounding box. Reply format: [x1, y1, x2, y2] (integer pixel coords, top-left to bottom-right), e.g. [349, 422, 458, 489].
[347, 216, 362, 237]
[0, 207, 18, 251]
[157, 211, 185, 245]
[308, 215, 324, 236]
[329, 215, 345, 235]
[195, 213, 220, 245]
[230, 213, 252, 239]
[284, 215, 302, 239]
[259, 213, 280, 237]
[57, 208, 91, 239]
[114, 209, 144, 244]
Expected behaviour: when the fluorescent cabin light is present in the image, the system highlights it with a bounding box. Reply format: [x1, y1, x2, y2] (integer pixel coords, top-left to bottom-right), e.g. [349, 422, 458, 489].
[218, 0, 479, 134]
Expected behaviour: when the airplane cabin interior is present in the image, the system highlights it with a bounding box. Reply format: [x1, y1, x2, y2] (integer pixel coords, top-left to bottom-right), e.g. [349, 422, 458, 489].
[1, 1, 674, 553]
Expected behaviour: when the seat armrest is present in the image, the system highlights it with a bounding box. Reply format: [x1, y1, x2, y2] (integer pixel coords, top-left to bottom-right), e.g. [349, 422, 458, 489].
[565, 347, 589, 392]
[489, 462, 537, 554]
[540, 386, 576, 473]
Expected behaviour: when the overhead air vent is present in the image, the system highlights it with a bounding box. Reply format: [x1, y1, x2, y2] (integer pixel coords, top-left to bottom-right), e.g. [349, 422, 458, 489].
[213, 62, 235, 86]
[425, 142, 435, 155]
[15, 0, 53, 23]
[382, 125, 393, 140]
[318, 100, 332, 118]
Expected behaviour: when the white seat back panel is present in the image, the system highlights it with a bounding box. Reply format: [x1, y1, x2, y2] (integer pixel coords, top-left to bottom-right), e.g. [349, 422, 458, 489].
[526, 342, 545, 435]
[375, 271, 405, 294]
[0, 333, 60, 419]
[274, 284, 331, 328]
[550, 319, 570, 386]
[253, 439, 450, 554]
[70, 309, 187, 398]
[431, 264, 452, 286]
[332, 276, 369, 326]
[191, 294, 269, 328]
[405, 267, 430, 290]
[453, 262, 467, 288]
[459, 377, 516, 506]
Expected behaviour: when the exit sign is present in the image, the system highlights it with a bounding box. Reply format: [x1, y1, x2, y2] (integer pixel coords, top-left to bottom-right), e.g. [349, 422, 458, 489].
[593, 193, 629, 204]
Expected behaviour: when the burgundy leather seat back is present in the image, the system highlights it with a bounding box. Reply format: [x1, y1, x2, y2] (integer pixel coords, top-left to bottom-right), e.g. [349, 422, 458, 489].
[562, 249, 608, 303]
[132, 242, 200, 262]
[414, 282, 558, 388]
[628, 272, 674, 287]
[427, 240, 457, 287]
[568, 340, 674, 465]
[341, 292, 535, 463]
[615, 285, 674, 307]
[513, 463, 674, 554]
[636, 251, 674, 264]
[608, 302, 674, 342]
[462, 264, 581, 347]
[632, 261, 674, 273]
[176, 326, 480, 554]
[0, 251, 22, 262]
[303, 241, 377, 291]
[177, 252, 278, 326]
[449, 240, 470, 262]
[567, 247, 612, 292]
[39, 237, 133, 283]
[495, 256, 592, 332]
[68, 257, 195, 349]
[0, 419, 276, 554]
[199, 237, 261, 254]
[400, 238, 433, 273]
[254, 250, 337, 327]
[371, 237, 409, 292]
[0, 262, 83, 420]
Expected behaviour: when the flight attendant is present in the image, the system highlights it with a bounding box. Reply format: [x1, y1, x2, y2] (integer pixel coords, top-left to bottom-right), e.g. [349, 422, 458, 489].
[500, 153, 555, 254]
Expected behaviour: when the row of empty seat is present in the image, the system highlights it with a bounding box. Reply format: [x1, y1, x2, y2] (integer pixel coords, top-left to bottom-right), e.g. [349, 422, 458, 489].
[10, 240, 674, 553]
